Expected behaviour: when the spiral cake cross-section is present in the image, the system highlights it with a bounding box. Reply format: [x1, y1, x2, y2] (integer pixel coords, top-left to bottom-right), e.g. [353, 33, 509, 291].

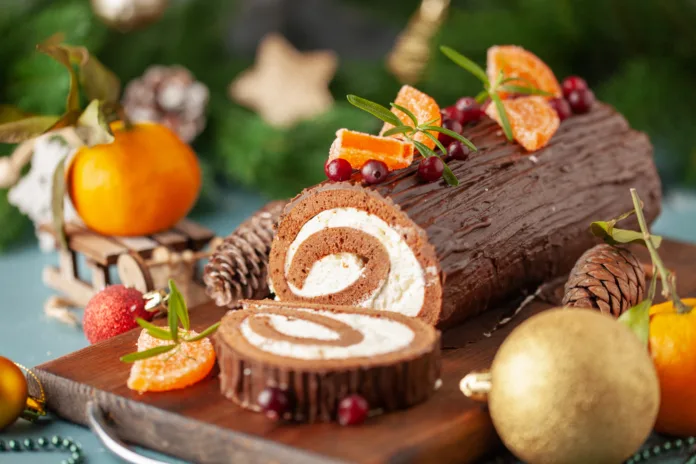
[270, 183, 443, 324]
[214, 300, 441, 422]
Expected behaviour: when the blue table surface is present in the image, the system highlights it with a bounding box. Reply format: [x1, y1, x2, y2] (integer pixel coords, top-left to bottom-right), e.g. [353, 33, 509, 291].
[1, 188, 695, 464]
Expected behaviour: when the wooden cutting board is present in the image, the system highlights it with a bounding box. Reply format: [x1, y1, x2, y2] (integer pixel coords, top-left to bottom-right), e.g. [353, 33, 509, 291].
[35, 240, 696, 464]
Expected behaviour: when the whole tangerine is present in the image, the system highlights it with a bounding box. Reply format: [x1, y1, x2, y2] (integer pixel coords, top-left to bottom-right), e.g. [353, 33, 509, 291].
[67, 121, 201, 236]
[649, 298, 696, 436]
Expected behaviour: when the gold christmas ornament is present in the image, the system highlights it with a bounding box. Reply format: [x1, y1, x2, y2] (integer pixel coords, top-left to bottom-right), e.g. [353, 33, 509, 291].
[460, 308, 659, 464]
[0, 357, 27, 429]
[229, 34, 337, 128]
[90, 0, 169, 31]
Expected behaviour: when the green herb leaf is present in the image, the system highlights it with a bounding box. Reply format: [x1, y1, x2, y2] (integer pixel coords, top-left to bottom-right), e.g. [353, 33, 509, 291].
[390, 103, 418, 126]
[618, 298, 652, 346]
[490, 93, 514, 141]
[51, 156, 68, 250]
[421, 117, 440, 126]
[75, 100, 114, 147]
[412, 140, 459, 187]
[167, 282, 180, 343]
[498, 85, 554, 97]
[474, 90, 489, 104]
[36, 41, 81, 114]
[185, 322, 221, 342]
[346, 95, 403, 127]
[136, 318, 173, 341]
[590, 221, 662, 248]
[440, 46, 489, 86]
[120, 344, 177, 363]
[421, 125, 477, 152]
[168, 279, 190, 331]
[382, 125, 414, 137]
[419, 130, 448, 154]
[62, 45, 121, 103]
[0, 115, 61, 143]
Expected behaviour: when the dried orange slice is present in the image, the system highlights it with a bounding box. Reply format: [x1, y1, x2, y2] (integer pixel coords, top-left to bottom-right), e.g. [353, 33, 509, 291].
[329, 129, 414, 170]
[127, 329, 216, 393]
[485, 96, 560, 152]
[380, 85, 441, 149]
[487, 45, 561, 99]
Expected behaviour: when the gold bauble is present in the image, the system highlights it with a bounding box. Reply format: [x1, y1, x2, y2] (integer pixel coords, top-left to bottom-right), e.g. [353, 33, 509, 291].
[0, 356, 28, 430]
[466, 308, 660, 464]
[90, 0, 169, 31]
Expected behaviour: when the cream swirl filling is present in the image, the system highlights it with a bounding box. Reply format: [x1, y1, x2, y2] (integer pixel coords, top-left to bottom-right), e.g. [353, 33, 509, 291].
[285, 207, 425, 317]
[240, 308, 415, 359]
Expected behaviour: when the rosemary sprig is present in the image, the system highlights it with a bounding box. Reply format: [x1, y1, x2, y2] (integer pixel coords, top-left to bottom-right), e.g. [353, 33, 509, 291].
[120, 279, 220, 363]
[440, 46, 554, 142]
[346, 94, 476, 187]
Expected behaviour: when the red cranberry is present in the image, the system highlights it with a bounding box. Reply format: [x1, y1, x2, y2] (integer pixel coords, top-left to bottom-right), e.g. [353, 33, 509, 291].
[258, 387, 291, 420]
[441, 105, 461, 122]
[455, 97, 483, 124]
[418, 157, 444, 183]
[561, 76, 588, 99]
[438, 119, 463, 146]
[566, 88, 595, 114]
[447, 141, 470, 161]
[324, 158, 353, 181]
[361, 160, 389, 184]
[337, 394, 369, 426]
[548, 98, 572, 122]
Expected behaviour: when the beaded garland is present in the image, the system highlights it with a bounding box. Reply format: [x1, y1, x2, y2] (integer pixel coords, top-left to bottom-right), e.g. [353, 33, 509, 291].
[0, 436, 84, 464]
[624, 436, 696, 464]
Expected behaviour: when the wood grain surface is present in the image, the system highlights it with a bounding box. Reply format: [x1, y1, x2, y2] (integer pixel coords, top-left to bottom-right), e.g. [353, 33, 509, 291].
[35, 240, 696, 464]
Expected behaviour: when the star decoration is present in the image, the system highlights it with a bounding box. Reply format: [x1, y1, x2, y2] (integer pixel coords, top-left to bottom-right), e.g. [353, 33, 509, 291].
[229, 34, 338, 128]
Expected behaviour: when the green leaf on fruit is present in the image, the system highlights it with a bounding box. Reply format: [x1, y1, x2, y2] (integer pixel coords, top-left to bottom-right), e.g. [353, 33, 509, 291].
[421, 125, 477, 151]
[168, 279, 190, 331]
[184, 322, 220, 342]
[382, 125, 413, 137]
[346, 95, 403, 127]
[420, 130, 448, 154]
[136, 318, 174, 341]
[490, 93, 514, 141]
[36, 39, 81, 114]
[75, 100, 114, 147]
[590, 221, 662, 248]
[390, 103, 418, 126]
[120, 345, 177, 363]
[0, 115, 61, 143]
[440, 46, 490, 86]
[618, 298, 652, 346]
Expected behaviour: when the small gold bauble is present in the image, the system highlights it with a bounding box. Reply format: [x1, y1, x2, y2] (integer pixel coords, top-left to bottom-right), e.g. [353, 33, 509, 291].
[489, 308, 659, 464]
[0, 356, 28, 430]
[90, 0, 169, 31]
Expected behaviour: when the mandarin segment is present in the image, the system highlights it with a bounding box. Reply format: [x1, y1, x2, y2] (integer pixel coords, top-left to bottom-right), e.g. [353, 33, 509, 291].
[329, 129, 414, 170]
[127, 328, 216, 393]
[485, 96, 560, 152]
[487, 45, 561, 99]
[380, 85, 441, 149]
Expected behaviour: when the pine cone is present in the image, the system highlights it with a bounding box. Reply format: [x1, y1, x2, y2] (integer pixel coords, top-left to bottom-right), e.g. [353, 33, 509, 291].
[562, 244, 646, 317]
[203, 200, 288, 308]
[122, 65, 209, 142]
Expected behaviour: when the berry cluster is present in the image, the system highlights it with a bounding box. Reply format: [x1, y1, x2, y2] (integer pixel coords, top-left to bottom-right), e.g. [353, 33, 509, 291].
[438, 96, 481, 162]
[325, 158, 390, 185]
[550, 76, 595, 121]
[258, 386, 370, 426]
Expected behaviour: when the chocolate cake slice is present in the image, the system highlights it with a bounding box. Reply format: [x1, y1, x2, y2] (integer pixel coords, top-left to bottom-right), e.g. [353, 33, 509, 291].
[214, 300, 441, 423]
[269, 102, 661, 327]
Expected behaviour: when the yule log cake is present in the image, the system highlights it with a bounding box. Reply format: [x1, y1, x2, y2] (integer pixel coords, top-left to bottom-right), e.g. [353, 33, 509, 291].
[214, 300, 440, 422]
[269, 102, 661, 327]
